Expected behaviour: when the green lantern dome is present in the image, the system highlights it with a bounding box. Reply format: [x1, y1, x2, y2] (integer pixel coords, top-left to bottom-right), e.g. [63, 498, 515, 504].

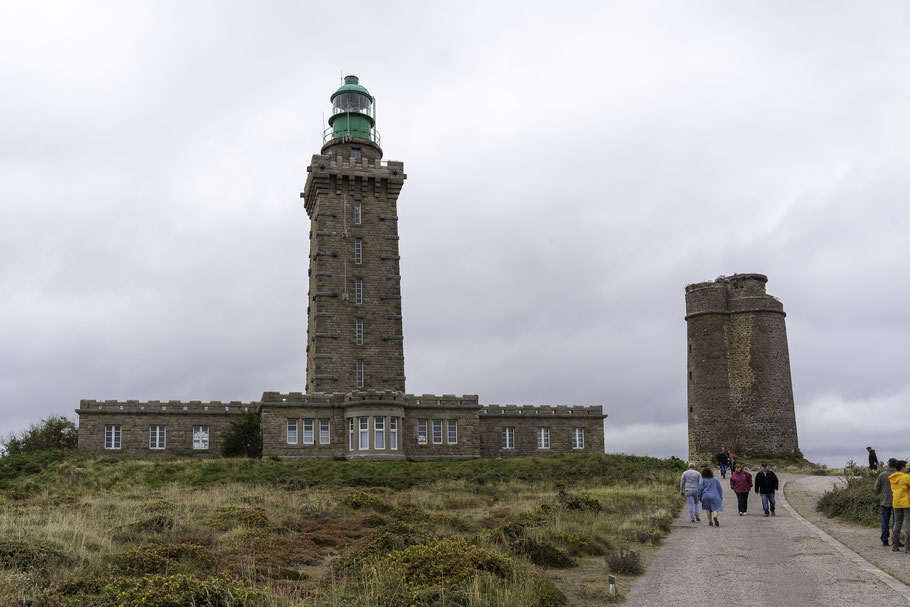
[326, 75, 379, 145]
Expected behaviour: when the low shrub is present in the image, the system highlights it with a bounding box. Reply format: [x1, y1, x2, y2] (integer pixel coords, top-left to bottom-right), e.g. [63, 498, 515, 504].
[98, 574, 265, 606]
[512, 538, 576, 568]
[0, 538, 67, 569]
[340, 490, 393, 512]
[119, 543, 212, 574]
[558, 491, 603, 513]
[552, 530, 609, 556]
[604, 545, 643, 575]
[817, 474, 880, 527]
[381, 537, 515, 592]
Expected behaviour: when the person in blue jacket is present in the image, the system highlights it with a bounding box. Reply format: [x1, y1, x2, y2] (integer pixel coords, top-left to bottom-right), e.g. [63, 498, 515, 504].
[698, 467, 724, 527]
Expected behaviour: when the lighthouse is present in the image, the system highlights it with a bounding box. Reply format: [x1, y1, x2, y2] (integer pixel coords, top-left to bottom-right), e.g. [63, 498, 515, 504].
[301, 75, 407, 393]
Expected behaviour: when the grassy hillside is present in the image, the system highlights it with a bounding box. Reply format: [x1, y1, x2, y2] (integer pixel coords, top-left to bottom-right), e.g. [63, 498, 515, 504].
[0, 452, 684, 606]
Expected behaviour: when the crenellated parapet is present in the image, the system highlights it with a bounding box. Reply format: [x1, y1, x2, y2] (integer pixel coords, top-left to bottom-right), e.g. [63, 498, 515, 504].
[78, 399, 255, 414]
[302, 154, 406, 217]
[482, 404, 606, 418]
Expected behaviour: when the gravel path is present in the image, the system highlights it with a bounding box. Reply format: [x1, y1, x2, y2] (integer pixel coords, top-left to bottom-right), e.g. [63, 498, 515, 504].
[622, 473, 910, 606]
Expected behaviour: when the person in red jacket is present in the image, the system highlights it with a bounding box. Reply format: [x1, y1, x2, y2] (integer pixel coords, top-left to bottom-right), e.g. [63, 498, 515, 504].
[730, 463, 753, 516]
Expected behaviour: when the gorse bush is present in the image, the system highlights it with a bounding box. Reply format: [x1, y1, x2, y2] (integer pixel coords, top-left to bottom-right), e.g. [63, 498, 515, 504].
[381, 537, 516, 591]
[1, 415, 78, 456]
[99, 574, 265, 607]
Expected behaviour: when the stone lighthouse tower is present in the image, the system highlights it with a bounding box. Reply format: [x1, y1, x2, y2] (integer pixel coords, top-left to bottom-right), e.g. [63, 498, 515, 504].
[684, 274, 800, 461]
[301, 76, 407, 393]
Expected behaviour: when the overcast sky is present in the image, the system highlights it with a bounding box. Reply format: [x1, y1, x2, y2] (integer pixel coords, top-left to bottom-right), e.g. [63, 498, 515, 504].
[2, 1, 908, 467]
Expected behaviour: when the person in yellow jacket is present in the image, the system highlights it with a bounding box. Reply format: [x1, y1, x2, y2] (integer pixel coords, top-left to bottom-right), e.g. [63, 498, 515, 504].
[889, 461, 910, 551]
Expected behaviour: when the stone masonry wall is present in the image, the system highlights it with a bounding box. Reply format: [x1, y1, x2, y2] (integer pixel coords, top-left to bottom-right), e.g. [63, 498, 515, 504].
[302, 145, 407, 395]
[478, 405, 606, 458]
[76, 400, 254, 456]
[685, 274, 799, 462]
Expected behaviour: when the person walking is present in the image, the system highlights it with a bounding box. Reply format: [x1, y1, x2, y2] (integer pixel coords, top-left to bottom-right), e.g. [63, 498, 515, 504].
[875, 458, 898, 547]
[868, 446, 880, 471]
[698, 467, 723, 527]
[680, 462, 702, 522]
[754, 462, 779, 516]
[889, 460, 910, 551]
[716, 447, 730, 479]
[730, 463, 753, 516]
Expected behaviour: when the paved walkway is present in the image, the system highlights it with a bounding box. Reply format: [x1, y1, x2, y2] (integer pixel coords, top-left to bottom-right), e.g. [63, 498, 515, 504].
[623, 473, 910, 606]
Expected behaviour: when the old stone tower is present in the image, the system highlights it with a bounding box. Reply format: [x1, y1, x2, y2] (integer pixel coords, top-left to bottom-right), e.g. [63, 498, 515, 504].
[302, 76, 406, 393]
[685, 273, 800, 461]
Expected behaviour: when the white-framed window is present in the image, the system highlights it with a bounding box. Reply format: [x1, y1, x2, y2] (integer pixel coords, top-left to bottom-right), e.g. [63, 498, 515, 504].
[348, 418, 354, 451]
[359, 417, 369, 450]
[432, 420, 443, 444]
[353, 200, 361, 225]
[354, 238, 362, 264]
[356, 319, 364, 345]
[193, 425, 209, 450]
[354, 278, 363, 304]
[356, 359, 364, 387]
[287, 419, 298, 444]
[417, 420, 428, 445]
[351, 148, 361, 161]
[572, 427, 585, 450]
[302, 419, 314, 445]
[320, 419, 330, 445]
[390, 417, 398, 450]
[501, 427, 515, 450]
[104, 424, 121, 450]
[447, 420, 458, 444]
[149, 425, 166, 450]
[537, 427, 550, 450]
[374, 416, 385, 450]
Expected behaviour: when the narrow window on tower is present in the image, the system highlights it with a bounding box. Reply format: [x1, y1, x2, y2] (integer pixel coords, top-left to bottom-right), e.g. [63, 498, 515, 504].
[354, 238, 362, 264]
[351, 148, 362, 161]
[355, 279, 363, 304]
[390, 417, 398, 450]
[353, 200, 362, 225]
[356, 359, 364, 387]
[356, 319, 364, 345]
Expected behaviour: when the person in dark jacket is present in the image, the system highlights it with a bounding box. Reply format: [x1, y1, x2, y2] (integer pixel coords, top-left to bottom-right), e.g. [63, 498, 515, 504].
[875, 458, 899, 546]
[754, 462, 779, 516]
[868, 447, 879, 471]
[716, 447, 730, 479]
[730, 463, 753, 515]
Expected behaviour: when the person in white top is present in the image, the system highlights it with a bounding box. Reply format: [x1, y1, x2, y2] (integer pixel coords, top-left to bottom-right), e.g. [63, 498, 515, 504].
[680, 462, 702, 523]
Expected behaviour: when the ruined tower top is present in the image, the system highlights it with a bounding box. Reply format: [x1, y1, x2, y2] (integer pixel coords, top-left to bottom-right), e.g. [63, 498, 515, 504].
[322, 75, 382, 160]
